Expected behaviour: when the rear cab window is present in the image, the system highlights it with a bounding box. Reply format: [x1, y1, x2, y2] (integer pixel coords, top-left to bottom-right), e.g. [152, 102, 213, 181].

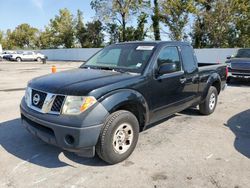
[181, 45, 197, 73]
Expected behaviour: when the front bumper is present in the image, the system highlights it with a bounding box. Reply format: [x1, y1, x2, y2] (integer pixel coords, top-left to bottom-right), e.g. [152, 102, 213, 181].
[228, 71, 250, 78]
[20, 98, 109, 157]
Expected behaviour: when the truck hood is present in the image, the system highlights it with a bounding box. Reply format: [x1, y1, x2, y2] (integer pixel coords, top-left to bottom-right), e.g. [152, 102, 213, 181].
[227, 58, 250, 70]
[29, 68, 139, 95]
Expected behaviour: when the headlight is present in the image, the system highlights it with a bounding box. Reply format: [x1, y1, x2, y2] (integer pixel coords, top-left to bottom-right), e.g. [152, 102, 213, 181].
[25, 87, 31, 107]
[62, 96, 97, 115]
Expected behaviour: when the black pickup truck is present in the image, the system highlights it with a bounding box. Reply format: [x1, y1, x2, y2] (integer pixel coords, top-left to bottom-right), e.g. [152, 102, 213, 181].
[226, 48, 250, 81]
[20, 41, 227, 164]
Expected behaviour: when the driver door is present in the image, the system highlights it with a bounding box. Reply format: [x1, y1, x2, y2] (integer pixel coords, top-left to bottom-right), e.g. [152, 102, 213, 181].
[148, 46, 186, 122]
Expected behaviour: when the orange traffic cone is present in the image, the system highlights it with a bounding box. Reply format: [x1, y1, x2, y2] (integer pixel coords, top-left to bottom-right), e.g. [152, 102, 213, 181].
[51, 65, 57, 73]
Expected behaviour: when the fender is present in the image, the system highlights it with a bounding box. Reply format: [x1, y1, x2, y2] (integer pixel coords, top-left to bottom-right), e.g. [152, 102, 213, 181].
[99, 89, 150, 127]
[201, 73, 221, 101]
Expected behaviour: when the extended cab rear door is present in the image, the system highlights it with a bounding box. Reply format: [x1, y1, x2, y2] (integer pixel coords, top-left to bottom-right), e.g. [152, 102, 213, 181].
[180, 45, 199, 103]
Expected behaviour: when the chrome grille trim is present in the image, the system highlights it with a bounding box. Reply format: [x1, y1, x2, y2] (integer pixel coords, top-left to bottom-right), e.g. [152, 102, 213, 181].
[27, 88, 66, 115]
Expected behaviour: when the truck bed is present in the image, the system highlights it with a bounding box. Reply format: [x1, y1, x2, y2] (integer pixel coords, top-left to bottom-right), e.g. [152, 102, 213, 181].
[198, 62, 220, 67]
[198, 62, 226, 71]
[197, 62, 227, 94]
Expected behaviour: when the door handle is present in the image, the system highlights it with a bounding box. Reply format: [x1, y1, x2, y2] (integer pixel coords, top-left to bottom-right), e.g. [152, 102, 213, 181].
[180, 77, 187, 84]
[192, 75, 199, 82]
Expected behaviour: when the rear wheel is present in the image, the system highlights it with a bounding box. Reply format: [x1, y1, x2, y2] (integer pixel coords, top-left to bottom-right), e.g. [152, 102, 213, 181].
[37, 57, 42, 62]
[199, 86, 218, 115]
[96, 110, 139, 164]
[16, 57, 21, 62]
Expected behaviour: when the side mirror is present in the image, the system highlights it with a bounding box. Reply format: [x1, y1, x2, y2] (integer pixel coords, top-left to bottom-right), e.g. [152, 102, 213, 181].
[158, 63, 177, 75]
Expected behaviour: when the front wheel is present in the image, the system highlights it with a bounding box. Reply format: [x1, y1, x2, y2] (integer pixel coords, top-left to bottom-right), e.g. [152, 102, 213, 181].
[96, 110, 139, 164]
[199, 86, 218, 115]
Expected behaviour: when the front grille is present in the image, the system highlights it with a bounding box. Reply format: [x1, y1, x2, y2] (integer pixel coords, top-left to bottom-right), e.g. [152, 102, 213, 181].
[229, 68, 250, 74]
[29, 88, 65, 114]
[31, 89, 47, 109]
[51, 95, 65, 112]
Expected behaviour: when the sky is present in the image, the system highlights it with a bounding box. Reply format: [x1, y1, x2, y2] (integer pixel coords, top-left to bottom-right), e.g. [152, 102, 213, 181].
[0, 0, 193, 41]
[0, 0, 95, 31]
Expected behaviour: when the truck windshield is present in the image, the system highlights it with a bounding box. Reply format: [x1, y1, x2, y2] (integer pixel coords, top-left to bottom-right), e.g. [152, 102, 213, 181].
[82, 44, 156, 73]
[235, 49, 250, 58]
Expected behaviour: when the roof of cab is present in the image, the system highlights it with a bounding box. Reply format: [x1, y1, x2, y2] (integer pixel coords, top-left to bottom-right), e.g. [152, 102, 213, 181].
[115, 41, 191, 46]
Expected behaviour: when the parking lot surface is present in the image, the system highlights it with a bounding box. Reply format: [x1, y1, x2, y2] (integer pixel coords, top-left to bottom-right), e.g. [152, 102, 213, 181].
[0, 61, 250, 188]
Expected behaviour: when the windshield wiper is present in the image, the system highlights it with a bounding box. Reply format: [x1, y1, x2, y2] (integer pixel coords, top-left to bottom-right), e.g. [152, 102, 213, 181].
[81, 65, 132, 74]
[99, 67, 129, 73]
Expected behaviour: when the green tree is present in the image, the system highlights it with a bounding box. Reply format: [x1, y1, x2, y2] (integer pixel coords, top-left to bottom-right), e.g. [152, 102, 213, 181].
[104, 12, 148, 44]
[36, 28, 56, 49]
[10, 24, 38, 49]
[2, 30, 14, 49]
[0, 31, 3, 44]
[192, 0, 250, 48]
[203, 1, 234, 47]
[160, 0, 196, 41]
[191, 0, 215, 48]
[133, 12, 148, 41]
[91, 0, 150, 42]
[85, 20, 104, 47]
[105, 23, 121, 44]
[75, 9, 87, 47]
[231, 0, 250, 47]
[0, 31, 9, 50]
[49, 8, 75, 48]
[151, 0, 161, 40]
[119, 12, 148, 41]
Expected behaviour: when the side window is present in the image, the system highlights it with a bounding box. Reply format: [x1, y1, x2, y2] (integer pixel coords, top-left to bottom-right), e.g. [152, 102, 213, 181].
[181, 45, 197, 73]
[157, 46, 181, 72]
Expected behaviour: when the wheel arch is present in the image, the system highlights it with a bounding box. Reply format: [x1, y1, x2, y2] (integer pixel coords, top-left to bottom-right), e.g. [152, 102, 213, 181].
[202, 73, 221, 101]
[99, 89, 150, 131]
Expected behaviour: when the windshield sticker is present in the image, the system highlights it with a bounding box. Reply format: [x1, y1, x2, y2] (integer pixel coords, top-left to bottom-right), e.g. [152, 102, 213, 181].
[136, 63, 142, 67]
[136, 46, 154, 51]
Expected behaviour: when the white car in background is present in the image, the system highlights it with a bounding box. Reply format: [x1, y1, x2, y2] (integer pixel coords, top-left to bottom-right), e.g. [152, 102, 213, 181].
[0, 53, 3, 61]
[9, 51, 46, 62]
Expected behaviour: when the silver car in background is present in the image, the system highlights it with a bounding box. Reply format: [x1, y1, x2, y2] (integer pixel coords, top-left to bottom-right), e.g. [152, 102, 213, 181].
[9, 51, 46, 62]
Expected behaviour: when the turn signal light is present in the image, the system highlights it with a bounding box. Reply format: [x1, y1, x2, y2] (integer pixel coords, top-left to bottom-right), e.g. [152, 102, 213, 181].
[80, 97, 97, 112]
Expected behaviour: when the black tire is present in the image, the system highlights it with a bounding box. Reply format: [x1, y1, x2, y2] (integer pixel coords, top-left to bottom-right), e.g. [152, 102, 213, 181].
[226, 77, 231, 83]
[16, 57, 21, 62]
[37, 57, 42, 62]
[96, 110, 139, 165]
[199, 86, 218, 115]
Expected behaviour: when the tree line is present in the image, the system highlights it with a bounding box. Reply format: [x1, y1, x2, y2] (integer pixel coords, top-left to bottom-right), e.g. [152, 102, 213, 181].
[0, 0, 249, 50]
